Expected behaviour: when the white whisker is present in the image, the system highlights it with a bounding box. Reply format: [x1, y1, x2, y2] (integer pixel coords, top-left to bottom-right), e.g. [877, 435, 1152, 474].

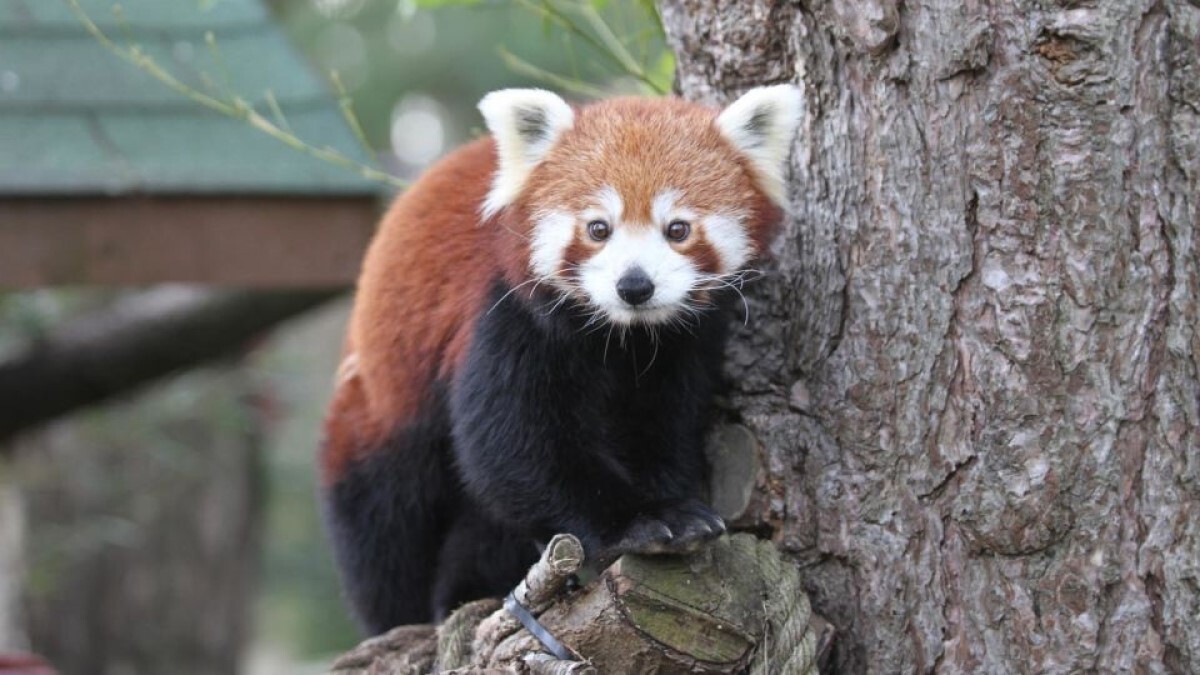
[637, 326, 661, 379]
[487, 276, 544, 315]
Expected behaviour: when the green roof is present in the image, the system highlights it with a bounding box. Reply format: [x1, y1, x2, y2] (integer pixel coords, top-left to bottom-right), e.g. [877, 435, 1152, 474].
[0, 0, 383, 196]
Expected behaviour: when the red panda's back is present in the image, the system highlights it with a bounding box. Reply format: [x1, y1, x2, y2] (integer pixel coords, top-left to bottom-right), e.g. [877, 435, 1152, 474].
[321, 138, 502, 481]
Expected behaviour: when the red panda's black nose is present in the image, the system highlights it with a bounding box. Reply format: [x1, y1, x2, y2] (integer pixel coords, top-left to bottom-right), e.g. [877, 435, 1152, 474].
[617, 267, 655, 306]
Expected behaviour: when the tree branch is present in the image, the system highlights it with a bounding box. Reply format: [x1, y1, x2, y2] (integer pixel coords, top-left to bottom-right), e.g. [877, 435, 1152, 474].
[330, 534, 832, 674]
[0, 287, 342, 447]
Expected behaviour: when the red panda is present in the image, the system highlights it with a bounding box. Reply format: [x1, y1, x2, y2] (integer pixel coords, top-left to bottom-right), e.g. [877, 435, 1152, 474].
[321, 86, 802, 633]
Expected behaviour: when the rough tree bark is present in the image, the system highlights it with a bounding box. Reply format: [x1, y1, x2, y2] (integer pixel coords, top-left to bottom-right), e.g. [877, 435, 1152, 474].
[660, 1, 1199, 673]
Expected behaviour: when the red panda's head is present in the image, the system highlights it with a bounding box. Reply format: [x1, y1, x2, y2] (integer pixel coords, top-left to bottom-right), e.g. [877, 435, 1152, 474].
[479, 86, 802, 326]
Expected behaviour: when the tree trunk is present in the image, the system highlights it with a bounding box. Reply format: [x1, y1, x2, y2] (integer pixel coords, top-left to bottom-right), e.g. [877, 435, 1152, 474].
[660, 1, 1199, 673]
[13, 364, 266, 675]
[0, 483, 26, 652]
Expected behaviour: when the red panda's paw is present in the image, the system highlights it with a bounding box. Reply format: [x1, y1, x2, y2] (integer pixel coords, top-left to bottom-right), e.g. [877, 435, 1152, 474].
[610, 499, 726, 557]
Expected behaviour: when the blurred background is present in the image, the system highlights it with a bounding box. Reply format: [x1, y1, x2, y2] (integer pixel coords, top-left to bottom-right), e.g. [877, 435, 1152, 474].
[0, 0, 668, 672]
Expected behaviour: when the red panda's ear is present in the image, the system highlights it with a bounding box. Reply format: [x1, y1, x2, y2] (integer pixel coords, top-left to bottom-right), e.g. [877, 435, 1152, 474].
[478, 89, 575, 217]
[715, 84, 803, 208]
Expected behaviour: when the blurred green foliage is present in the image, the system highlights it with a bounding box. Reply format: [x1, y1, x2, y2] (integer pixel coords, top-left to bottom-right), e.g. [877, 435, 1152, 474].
[267, 0, 672, 154]
[62, 0, 671, 185]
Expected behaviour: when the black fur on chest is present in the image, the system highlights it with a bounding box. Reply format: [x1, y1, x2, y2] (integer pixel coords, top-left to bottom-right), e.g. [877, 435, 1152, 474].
[453, 282, 730, 476]
[325, 280, 735, 632]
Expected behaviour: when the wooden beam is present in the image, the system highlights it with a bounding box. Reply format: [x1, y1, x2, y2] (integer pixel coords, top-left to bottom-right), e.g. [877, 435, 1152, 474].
[0, 196, 381, 287]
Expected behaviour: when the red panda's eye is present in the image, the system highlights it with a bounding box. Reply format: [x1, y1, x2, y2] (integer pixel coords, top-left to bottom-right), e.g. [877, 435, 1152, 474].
[587, 220, 611, 241]
[666, 220, 691, 242]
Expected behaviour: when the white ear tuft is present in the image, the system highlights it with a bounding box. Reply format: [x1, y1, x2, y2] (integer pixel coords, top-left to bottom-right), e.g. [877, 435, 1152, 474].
[715, 84, 803, 207]
[478, 88, 575, 217]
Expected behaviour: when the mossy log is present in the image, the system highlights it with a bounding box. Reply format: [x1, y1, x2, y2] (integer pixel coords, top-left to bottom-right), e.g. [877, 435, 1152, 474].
[330, 534, 830, 674]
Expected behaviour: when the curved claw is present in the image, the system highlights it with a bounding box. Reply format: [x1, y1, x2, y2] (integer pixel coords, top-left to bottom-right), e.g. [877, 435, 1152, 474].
[609, 499, 726, 557]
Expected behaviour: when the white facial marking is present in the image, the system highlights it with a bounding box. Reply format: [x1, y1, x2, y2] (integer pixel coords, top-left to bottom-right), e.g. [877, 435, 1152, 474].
[652, 189, 699, 230]
[653, 188, 748, 274]
[531, 187, 754, 326]
[530, 210, 576, 280]
[651, 189, 682, 225]
[702, 213, 751, 272]
[596, 185, 623, 222]
[579, 227, 697, 326]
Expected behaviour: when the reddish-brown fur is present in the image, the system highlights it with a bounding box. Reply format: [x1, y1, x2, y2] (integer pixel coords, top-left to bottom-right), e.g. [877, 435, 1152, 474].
[528, 98, 776, 234]
[321, 96, 781, 483]
[322, 138, 503, 481]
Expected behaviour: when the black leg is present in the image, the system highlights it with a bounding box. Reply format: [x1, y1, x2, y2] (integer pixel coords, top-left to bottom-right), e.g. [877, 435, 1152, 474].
[431, 504, 539, 621]
[324, 415, 457, 634]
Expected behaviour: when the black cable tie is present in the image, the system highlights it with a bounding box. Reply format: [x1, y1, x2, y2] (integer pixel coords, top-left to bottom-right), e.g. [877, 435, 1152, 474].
[504, 591, 575, 662]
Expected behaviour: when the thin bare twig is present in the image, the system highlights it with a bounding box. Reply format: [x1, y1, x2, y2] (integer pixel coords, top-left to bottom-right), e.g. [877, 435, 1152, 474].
[498, 47, 608, 98]
[65, 0, 407, 189]
[509, 0, 667, 95]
